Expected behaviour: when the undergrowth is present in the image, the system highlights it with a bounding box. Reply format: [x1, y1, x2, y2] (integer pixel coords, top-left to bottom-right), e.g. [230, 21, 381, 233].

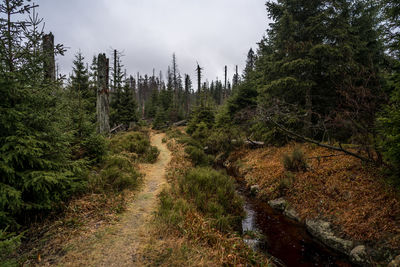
[4, 130, 157, 266]
[144, 129, 269, 266]
[109, 131, 159, 163]
[282, 147, 308, 172]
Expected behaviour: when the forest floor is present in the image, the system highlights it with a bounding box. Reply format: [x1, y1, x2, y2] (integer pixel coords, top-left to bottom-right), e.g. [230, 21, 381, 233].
[228, 143, 400, 259]
[44, 133, 171, 266]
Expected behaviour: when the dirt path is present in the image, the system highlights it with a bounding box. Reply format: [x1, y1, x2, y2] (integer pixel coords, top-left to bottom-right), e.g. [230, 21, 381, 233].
[58, 133, 171, 267]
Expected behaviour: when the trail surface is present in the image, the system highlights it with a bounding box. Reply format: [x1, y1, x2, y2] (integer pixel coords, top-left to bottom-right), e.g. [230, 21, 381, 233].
[59, 133, 171, 267]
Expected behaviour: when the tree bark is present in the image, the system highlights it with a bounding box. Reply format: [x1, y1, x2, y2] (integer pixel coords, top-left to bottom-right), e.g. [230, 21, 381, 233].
[43, 33, 56, 81]
[97, 53, 110, 135]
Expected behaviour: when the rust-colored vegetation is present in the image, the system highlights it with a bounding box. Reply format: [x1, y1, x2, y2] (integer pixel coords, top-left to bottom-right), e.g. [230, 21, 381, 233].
[229, 143, 400, 249]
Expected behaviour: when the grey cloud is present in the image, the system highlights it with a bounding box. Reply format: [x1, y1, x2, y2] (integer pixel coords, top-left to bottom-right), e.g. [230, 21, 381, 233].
[38, 0, 269, 82]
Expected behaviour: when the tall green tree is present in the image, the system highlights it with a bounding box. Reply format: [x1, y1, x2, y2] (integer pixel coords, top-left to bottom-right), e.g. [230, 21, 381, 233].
[0, 2, 80, 228]
[255, 0, 384, 143]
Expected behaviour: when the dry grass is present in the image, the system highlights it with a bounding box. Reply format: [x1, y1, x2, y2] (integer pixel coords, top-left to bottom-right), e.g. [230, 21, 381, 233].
[135, 135, 270, 266]
[18, 190, 137, 266]
[15, 131, 151, 266]
[228, 143, 400, 250]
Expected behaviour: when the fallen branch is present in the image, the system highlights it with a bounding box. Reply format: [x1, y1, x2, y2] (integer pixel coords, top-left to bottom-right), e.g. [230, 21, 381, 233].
[245, 137, 265, 147]
[173, 120, 187, 127]
[307, 154, 344, 160]
[265, 117, 374, 163]
[110, 124, 126, 134]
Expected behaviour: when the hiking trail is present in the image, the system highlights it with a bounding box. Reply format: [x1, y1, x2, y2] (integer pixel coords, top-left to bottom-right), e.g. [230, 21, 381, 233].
[58, 133, 171, 266]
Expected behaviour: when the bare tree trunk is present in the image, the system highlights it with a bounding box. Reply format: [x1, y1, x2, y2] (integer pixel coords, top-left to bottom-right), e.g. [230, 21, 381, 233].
[97, 53, 110, 135]
[43, 33, 56, 81]
[224, 65, 227, 102]
[197, 64, 202, 107]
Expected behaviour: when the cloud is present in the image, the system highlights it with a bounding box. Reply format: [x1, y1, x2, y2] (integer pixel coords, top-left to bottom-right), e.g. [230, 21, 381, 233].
[38, 0, 269, 82]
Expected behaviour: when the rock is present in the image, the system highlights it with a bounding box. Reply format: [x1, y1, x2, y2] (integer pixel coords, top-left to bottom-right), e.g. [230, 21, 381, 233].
[306, 219, 354, 254]
[284, 207, 300, 222]
[268, 198, 288, 211]
[250, 185, 260, 196]
[388, 255, 400, 267]
[350, 245, 368, 265]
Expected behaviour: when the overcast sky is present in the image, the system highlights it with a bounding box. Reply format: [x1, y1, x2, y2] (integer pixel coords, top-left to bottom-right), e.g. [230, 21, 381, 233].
[38, 0, 269, 83]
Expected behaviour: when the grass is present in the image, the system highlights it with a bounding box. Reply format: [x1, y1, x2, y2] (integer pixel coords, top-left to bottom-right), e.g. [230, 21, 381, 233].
[184, 145, 213, 166]
[229, 142, 400, 254]
[137, 130, 270, 266]
[282, 147, 308, 172]
[8, 130, 157, 266]
[109, 131, 159, 163]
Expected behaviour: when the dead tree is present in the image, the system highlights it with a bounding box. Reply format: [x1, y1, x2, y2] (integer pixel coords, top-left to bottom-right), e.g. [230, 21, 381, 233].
[224, 65, 227, 101]
[43, 32, 55, 81]
[196, 63, 203, 106]
[97, 53, 110, 135]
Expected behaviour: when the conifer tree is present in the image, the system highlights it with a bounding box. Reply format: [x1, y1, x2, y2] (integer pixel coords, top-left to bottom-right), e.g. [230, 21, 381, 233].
[0, 2, 78, 228]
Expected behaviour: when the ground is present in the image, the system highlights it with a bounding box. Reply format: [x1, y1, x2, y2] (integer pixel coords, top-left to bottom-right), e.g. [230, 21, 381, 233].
[228, 142, 400, 256]
[53, 133, 171, 267]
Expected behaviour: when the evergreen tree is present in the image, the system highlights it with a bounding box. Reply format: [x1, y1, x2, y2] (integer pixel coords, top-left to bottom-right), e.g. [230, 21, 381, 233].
[0, 2, 80, 228]
[378, 0, 400, 177]
[255, 0, 384, 141]
[242, 48, 255, 80]
[119, 81, 138, 125]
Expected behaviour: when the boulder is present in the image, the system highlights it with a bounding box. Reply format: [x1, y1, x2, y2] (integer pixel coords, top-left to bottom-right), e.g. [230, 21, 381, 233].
[306, 219, 354, 254]
[350, 245, 369, 265]
[284, 207, 300, 222]
[268, 198, 287, 211]
[388, 255, 400, 267]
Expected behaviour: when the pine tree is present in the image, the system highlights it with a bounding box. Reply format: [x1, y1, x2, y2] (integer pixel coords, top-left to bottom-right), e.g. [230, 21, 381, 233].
[0, 2, 79, 228]
[254, 0, 384, 141]
[184, 74, 192, 117]
[242, 48, 255, 81]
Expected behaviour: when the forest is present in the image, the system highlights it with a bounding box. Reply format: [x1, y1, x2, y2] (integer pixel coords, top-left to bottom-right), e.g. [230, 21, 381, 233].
[1, 0, 400, 266]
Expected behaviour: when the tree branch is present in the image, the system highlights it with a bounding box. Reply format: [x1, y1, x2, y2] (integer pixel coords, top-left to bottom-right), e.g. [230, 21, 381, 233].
[265, 116, 374, 163]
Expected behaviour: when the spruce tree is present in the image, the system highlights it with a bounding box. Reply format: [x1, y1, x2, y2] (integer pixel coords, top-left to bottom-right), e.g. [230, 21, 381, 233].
[0, 2, 80, 228]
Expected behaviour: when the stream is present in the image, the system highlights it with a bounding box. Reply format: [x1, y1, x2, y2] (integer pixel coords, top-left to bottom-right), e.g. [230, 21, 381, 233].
[240, 190, 353, 266]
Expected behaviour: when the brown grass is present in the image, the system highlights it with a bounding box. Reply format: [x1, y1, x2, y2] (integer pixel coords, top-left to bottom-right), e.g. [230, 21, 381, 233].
[18, 190, 136, 266]
[135, 135, 269, 266]
[228, 143, 400, 249]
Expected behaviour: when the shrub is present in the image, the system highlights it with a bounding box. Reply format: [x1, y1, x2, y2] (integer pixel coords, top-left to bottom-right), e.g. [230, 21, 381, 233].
[204, 128, 242, 156]
[277, 172, 295, 195]
[178, 167, 243, 232]
[186, 107, 215, 135]
[184, 146, 210, 166]
[82, 133, 108, 163]
[191, 122, 209, 142]
[158, 189, 193, 228]
[109, 132, 159, 163]
[93, 154, 140, 192]
[144, 146, 160, 164]
[378, 87, 400, 180]
[177, 136, 202, 149]
[0, 229, 21, 267]
[283, 148, 308, 172]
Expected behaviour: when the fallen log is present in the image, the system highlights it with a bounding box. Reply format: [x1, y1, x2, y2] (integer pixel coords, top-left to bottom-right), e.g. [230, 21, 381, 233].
[245, 137, 265, 148]
[173, 120, 187, 127]
[110, 124, 126, 134]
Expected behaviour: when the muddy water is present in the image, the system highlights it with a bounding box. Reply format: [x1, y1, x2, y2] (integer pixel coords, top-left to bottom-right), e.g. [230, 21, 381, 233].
[241, 191, 353, 267]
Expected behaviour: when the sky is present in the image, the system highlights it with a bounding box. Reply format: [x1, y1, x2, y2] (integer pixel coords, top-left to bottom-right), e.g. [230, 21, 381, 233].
[38, 0, 269, 83]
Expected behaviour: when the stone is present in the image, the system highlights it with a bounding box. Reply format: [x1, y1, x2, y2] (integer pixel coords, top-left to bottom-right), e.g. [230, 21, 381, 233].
[268, 198, 287, 211]
[305, 219, 354, 254]
[388, 255, 400, 267]
[284, 207, 300, 222]
[350, 245, 368, 265]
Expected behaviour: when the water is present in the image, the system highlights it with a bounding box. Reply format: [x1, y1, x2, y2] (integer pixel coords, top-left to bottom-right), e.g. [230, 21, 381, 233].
[240, 192, 353, 267]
